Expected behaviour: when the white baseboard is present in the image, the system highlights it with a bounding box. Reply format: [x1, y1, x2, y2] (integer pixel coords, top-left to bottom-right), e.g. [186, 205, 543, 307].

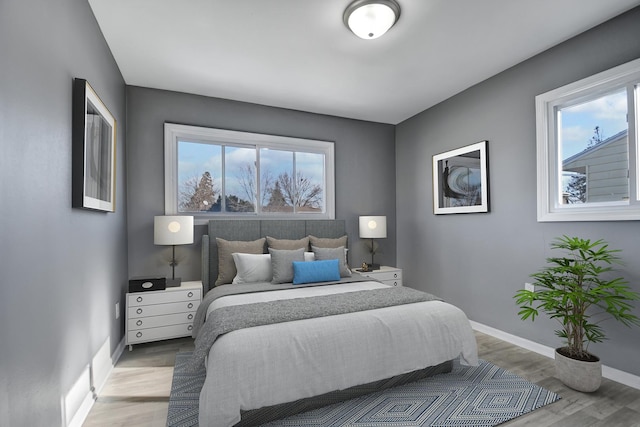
[91, 338, 113, 398]
[62, 365, 92, 427]
[66, 336, 126, 427]
[470, 320, 640, 390]
[94, 337, 126, 396]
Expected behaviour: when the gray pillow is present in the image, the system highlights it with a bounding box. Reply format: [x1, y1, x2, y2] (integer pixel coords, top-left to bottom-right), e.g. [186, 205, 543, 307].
[269, 247, 305, 284]
[309, 235, 348, 249]
[215, 237, 266, 286]
[311, 245, 351, 277]
[266, 236, 310, 251]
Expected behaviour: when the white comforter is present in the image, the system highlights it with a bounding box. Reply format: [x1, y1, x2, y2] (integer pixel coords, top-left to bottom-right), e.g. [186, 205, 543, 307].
[199, 281, 478, 427]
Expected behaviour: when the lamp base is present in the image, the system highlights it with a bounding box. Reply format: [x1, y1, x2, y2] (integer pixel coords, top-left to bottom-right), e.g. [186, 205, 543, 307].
[366, 263, 381, 271]
[166, 278, 182, 288]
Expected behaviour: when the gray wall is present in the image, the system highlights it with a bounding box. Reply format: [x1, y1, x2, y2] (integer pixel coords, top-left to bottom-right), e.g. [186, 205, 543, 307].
[126, 87, 396, 284]
[396, 7, 640, 376]
[0, 1, 127, 425]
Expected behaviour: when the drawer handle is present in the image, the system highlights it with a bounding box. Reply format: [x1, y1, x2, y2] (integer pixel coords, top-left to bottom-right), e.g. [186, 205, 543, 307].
[393, 282, 398, 286]
[136, 308, 143, 314]
[136, 320, 143, 326]
[187, 313, 194, 320]
[393, 273, 398, 278]
[136, 332, 142, 338]
[136, 296, 143, 303]
[187, 291, 193, 298]
[187, 325, 193, 331]
[187, 302, 193, 309]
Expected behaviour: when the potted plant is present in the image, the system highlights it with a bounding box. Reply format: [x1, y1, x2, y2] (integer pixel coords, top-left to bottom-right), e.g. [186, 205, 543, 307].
[514, 236, 640, 392]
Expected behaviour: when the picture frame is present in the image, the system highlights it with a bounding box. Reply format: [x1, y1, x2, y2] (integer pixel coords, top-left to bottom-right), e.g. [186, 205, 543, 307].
[72, 78, 116, 212]
[433, 140, 489, 214]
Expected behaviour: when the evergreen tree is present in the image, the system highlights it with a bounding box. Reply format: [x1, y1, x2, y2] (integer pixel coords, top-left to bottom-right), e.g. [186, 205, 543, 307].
[587, 126, 604, 148]
[189, 172, 216, 211]
[266, 181, 288, 211]
[180, 172, 216, 211]
[566, 174, 586, 204]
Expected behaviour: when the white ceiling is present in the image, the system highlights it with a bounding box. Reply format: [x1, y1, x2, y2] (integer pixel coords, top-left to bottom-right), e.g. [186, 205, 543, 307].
[89, 0, 640, 124]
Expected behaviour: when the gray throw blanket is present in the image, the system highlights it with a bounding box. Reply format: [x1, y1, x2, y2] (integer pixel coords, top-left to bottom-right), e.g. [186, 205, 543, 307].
[192, 276, 372, 339]
[186, 284, 440, 372]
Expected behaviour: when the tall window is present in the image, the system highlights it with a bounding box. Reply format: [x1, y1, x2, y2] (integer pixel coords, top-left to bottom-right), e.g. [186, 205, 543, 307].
[164, 123, 335, 220]
[536, 58, 640, 221]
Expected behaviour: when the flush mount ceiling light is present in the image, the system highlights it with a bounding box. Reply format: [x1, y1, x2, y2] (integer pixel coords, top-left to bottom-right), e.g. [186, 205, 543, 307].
[343, 0, 401, 40]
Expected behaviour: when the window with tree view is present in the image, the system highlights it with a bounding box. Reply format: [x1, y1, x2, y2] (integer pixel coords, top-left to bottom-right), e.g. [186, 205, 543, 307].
[536, 58, 640, 221]
[164, 123, 335, 219]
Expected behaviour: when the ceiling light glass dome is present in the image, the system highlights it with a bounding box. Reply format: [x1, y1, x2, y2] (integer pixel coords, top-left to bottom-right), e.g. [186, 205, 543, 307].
[344, 0, 401, 40]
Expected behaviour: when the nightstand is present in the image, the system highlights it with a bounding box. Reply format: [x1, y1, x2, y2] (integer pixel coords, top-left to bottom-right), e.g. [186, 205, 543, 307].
[126, 280, 202, 350]
[357, 266, 402, 287]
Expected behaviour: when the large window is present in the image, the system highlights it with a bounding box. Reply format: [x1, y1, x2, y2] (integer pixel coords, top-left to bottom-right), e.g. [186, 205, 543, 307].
[164, 123, 335, 220]
[536, 58, 640, 221]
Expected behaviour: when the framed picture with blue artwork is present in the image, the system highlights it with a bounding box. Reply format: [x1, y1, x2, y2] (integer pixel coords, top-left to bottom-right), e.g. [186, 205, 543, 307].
[433, 140, 489, 214]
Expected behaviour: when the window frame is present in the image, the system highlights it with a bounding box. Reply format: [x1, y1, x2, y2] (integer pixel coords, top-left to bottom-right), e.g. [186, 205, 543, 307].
[536, 58, 640, 222]
[164, 123, 335, 222]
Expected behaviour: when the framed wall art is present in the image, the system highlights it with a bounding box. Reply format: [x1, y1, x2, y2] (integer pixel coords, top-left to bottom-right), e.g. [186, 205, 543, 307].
[433, 140, 489, 214]
[72, 78, 116, 212]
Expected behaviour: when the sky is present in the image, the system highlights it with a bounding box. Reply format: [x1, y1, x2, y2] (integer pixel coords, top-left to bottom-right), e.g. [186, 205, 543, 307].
[560, 89, 628, 160]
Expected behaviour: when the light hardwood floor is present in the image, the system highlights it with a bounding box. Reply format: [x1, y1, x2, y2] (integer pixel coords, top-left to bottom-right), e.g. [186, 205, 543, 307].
[82, 332, 640, 427]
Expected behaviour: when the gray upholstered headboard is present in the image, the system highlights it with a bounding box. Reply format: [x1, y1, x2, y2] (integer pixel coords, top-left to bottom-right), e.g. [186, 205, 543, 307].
[201, 219, 346, 293]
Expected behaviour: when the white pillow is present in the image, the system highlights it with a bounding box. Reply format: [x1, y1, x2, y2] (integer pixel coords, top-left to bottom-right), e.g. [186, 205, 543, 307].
[231, 253, 272, 284]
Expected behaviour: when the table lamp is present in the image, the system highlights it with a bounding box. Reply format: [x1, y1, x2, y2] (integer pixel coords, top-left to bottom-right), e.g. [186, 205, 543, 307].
[154, 215, 194, 287]
[359, 215, 387, 270]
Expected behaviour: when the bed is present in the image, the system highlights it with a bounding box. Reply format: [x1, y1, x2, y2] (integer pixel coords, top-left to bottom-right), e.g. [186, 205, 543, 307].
[193, 219, 478, 427]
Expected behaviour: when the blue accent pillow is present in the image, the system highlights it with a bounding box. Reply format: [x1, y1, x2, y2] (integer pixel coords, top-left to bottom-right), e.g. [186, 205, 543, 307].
[292, 259, 341, 285]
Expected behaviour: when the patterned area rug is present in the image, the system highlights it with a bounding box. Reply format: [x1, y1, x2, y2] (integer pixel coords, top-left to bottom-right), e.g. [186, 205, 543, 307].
[167, 352, 560, 427]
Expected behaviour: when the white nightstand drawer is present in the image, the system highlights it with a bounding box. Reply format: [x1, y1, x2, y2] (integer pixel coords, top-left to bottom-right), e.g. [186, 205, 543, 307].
[368, 271, 402, 282]
[127, 323, 194, 344]
[358, 266, 403, 287]
[383, 279, 401, 287]
[128, 300, 199, 318]
[127, 312, 195, 331]
[127, 288, 201, 307]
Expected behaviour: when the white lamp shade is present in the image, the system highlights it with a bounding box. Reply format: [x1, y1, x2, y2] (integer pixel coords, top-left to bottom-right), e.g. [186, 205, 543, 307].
[359, 216, 387, 238]
[154, 216, 194, 245]
[344, 0, 400, 40]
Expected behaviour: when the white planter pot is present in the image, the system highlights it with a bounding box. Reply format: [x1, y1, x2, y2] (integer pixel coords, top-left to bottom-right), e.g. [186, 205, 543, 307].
[554, 348, 602, 392]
